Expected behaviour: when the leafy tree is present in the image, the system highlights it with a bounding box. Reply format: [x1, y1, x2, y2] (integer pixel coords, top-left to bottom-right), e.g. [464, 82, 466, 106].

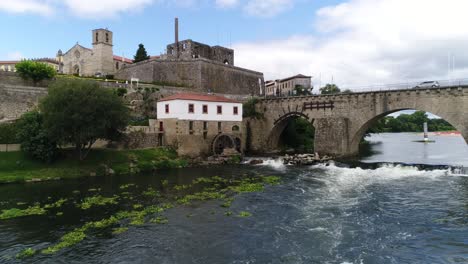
[319, 84, 341, 94]
[15, 60, 56, 86]
[16, 111, 58, 163]
[281, 117, 315, 152]
[133, 44, 150, 63]
[243, 98, 263, 119]
[367, 111, 456, 133]
[294, 85, 312, 96]
[40, 79, 130, 160]
[341, 89, 353, 94]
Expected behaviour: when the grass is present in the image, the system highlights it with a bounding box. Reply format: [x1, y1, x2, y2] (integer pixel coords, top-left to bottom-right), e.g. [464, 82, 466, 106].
[0, 148, 188, 184]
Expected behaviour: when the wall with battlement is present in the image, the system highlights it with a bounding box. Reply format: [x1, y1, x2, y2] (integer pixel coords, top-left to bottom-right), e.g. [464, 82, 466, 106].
[115, 58, 264, 95]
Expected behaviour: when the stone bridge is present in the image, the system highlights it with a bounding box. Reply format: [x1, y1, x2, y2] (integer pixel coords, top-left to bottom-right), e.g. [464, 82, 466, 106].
[247, 86, 468, 157]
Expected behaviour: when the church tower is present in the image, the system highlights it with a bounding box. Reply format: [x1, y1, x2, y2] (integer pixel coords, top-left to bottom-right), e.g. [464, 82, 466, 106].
[92, 28, 114, 76]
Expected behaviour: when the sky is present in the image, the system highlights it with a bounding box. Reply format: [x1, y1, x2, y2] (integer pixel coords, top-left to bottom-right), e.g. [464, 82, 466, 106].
[1, 0, 468, 89]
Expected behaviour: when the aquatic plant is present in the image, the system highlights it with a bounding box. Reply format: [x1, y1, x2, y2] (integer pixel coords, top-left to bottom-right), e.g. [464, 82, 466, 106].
[16, 248, 36, 259]
[262, 176, 281, 185]
[119, 183, 136, 190]
[0, 205, 46, 220]
[230, 182, 264, 193]
[44, 198, 68, 209]
[77, 195, 118, 210]
[237, 211, 252, 217]
[221, 198, 234, 208]
[112, 227, 128, 235]
[224, 211, 233, 216]
[133, 204, 143, 209]
[42, 228, 87, 254]
[56, 212, 63, 216]
[142, 187, 160, 197]
[174, 184, 191, 191]
[150, 217, 168, 224]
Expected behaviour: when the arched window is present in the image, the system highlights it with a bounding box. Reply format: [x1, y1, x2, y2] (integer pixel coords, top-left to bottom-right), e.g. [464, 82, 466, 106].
[224, 59, 229, 65]
[232, 125, 240, 132]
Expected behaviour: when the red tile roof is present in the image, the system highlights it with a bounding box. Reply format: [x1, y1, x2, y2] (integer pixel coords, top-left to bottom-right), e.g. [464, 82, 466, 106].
[0, 61, 20, 64]
[113, 55, 133, 64]
[159, 93, 239, 103]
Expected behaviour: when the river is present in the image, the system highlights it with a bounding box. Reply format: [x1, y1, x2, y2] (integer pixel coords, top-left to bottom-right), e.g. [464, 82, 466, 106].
[0, 133, 467, 263]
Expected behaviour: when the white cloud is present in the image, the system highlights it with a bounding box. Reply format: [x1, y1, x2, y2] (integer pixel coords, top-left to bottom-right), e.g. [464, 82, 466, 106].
[244, 0, 293, 17]
[234, 0, 468, 89]
[0, 0, 54, 16]
[215, 0, 239, 8]
[63, 0, 153, 18]
[6, 51, 25, 60]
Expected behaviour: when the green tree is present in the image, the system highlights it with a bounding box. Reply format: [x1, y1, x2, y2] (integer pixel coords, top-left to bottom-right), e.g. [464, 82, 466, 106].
[133, 44, 150, 63]
[40, 79, 130, 160]
[243, 98, 264, 119]
[15, 60, 56, 86]
[16, 111, 58, 163]
[294, 85, 312, 96]
[281, 117, 315, 152]
[319, 84, 341, 94]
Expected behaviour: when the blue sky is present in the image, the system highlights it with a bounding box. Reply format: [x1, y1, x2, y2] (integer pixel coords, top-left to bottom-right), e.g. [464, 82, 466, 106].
[2, 0, 468, 87]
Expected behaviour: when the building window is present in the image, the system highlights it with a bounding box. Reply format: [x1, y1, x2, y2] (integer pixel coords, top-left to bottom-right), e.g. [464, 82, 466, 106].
[165, 104, 169, 113]
[188, 104, 194, 113]
[202, 105, 208, 114]
[232, 125, 240, 132]
[218, 122, 222, 132]
[189, 121, 194, 135]
[106, 33, 109, 43]
[96, 32, 99, 42]
[203, 121, 207, 130]
[159, 122, 164, 132]
[233, 106, 238, 115]
[217, 105, 222, 114]
[116, 62, 119, 70]
[203, 131, 207, 140]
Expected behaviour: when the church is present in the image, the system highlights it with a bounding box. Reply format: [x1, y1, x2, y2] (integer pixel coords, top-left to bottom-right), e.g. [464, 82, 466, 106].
[58, 28, 132, 77]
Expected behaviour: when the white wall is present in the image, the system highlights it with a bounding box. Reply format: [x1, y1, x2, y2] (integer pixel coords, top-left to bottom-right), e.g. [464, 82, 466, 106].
[157, 99, 243, 121]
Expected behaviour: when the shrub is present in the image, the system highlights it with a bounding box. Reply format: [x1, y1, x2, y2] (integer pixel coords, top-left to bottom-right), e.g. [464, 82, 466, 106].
[0, 122, 20, 144]
[243, 98, 263, 119]
[16, 111, 58, 163]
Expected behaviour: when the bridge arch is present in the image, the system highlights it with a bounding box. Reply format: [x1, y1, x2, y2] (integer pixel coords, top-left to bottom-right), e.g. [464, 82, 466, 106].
[267, 112, 314, 151]
[349, 107, 467, 155]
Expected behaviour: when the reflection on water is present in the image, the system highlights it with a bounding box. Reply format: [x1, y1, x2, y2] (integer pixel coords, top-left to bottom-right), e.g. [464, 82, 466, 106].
[361, 133, 468, 166]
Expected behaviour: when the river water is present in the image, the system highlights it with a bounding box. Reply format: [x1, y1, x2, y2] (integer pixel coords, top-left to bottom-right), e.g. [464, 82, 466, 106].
[1, 133, 468, 263]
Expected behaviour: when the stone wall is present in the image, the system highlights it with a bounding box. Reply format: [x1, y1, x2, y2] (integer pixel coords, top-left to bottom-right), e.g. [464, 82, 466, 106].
[115, 58, 264, 95]
[0, 76, 48, 120]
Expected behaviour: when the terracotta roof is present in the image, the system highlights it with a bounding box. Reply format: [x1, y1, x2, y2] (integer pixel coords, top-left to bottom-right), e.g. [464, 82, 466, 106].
[0, 61, 20, 64]
[113, 55, 133, 64]
[280, 74, 312, 82]
[159, 93, 239, 103]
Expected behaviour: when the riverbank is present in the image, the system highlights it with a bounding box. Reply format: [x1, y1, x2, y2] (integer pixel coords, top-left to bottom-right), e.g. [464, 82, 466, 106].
[0, 148, 188, 184]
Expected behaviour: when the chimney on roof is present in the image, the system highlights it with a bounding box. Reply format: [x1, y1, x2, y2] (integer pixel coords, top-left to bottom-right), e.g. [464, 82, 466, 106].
[175, 17, 179, 58]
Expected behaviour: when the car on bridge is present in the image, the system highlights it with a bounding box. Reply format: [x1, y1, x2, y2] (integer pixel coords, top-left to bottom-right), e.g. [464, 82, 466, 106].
[413, 81, 440, 89]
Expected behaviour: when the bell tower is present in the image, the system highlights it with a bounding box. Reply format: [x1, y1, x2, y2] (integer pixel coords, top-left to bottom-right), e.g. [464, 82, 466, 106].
[92, 28, 114, 76]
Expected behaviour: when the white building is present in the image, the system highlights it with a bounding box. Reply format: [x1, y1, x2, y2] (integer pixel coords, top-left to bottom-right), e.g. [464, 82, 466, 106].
[157, 93, 242, 121]
[265, 74, 313, 97]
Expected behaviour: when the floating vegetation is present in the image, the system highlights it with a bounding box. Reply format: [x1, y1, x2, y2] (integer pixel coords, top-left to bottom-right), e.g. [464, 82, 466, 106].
[16, 202, 27, 206]
[224, 211, 233, 216]
[0, 205, 46, 220]
[237, 211, 252, 217]
[77, 195, 119, 210]
[72, 190, 81, 195]
[119, 184, 136, 190]
[221, 198, 234, 208]
[150, 217, 168, 224]
[142, 187, 160, 197]
[44, 198, 68, 209]
[13, 173, 282, 258]
[174, 184, 191, 191]
[112, 227, 128, 235]
[16, 248, 36, 259]
[42, 228, 87, 254]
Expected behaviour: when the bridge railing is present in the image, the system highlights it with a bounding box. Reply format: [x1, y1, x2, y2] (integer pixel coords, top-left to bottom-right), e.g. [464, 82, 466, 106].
[264, 78, 468, 99]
